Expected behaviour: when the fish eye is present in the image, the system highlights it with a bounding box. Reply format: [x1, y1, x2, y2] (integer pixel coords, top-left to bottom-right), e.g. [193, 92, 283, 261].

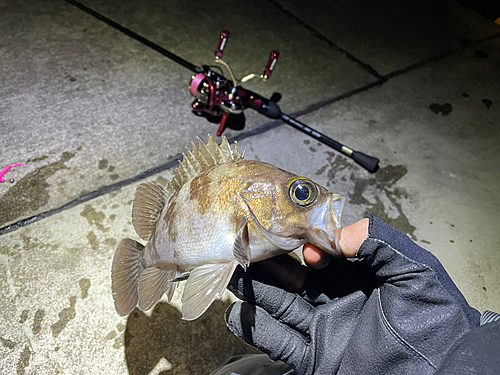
[287, 177, 318, 206]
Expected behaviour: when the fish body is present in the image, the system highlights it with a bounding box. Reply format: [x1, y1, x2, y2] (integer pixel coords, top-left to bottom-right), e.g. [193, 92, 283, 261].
[112, 136, 344, 320]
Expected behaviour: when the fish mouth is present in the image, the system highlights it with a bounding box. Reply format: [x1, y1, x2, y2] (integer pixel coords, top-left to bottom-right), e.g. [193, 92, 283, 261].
[307, 194, 345, 255]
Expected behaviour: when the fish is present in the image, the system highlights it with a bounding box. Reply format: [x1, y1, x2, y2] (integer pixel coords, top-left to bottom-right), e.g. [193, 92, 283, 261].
[111, 135, 345, 320]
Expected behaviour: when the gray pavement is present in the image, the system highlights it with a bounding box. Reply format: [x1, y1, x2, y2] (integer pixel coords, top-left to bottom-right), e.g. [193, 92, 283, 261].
[1, 0, 499, 374]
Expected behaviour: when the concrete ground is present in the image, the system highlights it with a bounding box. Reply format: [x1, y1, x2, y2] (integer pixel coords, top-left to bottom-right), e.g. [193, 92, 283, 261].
[1, 0, 499, 373]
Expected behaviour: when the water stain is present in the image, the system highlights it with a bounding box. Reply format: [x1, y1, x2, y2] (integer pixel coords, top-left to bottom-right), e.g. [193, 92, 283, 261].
[0, 243, 14, 257]
[32, 309, 45, 335]
[79, 278, 91, 299]
[106, 331, 117, 340]
[0, 151, 75, 226]
[19, 310, 29, 324]
[108, 166, 116, 173]
[27, 155, 48, 163]
[309, 147, 317, 153]
[482, 99, 492, 109]
[109, 174, 120, 181]
[50, 296, 77, 338]
[98, 159, 109, 170]
[16, 345, 31, 375]
[315, 165, 328, 175]
[325, 151, 353, 181]
[104, 238, 117, 247]
[80, 205, 109, 232]
[113, 338, 124, 349]
[303, 139, 310, 145]
[0, 336, 16, 349]
[345, 163, 416, 239]
[86, 231, 99, 251]
[461, 92, 469, 98]
[429, 103, 452, 116]
[116, 322, 125, 332]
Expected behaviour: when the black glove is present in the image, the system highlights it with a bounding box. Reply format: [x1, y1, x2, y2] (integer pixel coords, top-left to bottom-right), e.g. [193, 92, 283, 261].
[226, 215, 480, 375]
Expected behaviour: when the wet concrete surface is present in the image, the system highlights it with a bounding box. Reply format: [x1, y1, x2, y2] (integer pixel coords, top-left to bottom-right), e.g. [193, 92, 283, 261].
[1, 0, 499, 374]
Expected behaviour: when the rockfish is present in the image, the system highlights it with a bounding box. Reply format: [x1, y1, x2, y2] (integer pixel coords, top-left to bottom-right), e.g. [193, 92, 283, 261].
[112, 136, 344, 320]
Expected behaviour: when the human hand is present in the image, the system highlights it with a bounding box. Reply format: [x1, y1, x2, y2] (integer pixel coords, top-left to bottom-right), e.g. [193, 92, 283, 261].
[226, 215, 480, 374]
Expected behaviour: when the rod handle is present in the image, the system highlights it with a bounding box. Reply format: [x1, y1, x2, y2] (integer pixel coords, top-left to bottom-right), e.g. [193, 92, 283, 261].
[351, 151, 379, 173]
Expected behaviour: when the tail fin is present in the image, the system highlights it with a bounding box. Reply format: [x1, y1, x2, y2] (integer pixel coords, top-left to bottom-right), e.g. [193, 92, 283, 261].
[112, 238, 145, 316]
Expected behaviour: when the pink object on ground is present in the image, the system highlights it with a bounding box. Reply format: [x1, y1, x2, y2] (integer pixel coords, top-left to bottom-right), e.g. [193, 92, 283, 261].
[0, 163, 23, 182]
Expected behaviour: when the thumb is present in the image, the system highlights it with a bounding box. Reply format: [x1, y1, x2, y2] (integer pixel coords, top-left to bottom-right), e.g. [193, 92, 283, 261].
[225, 301, 310, 370]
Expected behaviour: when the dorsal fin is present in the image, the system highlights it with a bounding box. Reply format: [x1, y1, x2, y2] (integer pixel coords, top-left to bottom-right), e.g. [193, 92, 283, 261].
[166, 135, 244, 194]
[132, 182, 169, 241]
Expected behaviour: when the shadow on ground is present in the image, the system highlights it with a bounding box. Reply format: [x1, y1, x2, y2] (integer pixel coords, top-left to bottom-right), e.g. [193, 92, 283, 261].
[125, 300, 260, 374]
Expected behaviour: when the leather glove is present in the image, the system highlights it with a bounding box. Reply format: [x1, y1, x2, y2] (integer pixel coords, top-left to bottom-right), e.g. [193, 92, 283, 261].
[226, 215, 480, 375]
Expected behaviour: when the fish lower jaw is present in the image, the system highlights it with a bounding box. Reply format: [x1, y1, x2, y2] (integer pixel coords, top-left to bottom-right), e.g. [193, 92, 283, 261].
[309, 230, 340, 257]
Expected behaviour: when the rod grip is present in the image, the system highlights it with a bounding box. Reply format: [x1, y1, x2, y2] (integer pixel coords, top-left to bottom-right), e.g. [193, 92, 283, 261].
[351, 151, 379, 173]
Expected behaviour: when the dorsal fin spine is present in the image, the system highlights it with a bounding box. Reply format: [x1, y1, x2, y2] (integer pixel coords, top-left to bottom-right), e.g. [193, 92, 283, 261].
[166, 135, 244, 194]
[185, 148, 200, 174]
[197, 137, 216, 166]
[192, 142, 209, 169]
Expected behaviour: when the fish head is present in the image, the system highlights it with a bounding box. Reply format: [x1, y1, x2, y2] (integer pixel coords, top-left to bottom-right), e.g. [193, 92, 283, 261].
[239, 163, 345, 256]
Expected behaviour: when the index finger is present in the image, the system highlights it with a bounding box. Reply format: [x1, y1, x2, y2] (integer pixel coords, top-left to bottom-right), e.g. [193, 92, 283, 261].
[303, 243, 332, 269]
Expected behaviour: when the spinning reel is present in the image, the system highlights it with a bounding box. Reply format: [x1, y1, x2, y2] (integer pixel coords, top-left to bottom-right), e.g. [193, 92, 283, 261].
[189, 30, 379, 173]
[189, 30, 281, 136]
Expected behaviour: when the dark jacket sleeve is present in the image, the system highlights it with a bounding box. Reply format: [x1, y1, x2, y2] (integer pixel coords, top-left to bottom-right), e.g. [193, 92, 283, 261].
[338, 215, 480, 374]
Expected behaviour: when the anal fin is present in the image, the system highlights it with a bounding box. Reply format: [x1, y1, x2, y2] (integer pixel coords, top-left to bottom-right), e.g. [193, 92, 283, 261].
[138, 267, 177, 311]
[181, 262, 238, 320]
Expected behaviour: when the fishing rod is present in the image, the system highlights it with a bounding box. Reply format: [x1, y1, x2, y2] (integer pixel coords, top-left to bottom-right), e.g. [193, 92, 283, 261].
[66, 0, 379, 173]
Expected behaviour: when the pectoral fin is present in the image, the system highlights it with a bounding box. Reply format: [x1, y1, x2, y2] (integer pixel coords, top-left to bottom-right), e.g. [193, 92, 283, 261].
[181, 262, 238, 321]
[138, 267, 177, 311]
[233, 221, 251, 270]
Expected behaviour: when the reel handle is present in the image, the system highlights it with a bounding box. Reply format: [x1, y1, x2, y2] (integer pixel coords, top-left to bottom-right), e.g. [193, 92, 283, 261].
[263, 50, 279, 80]
[215, 30, 229, 58]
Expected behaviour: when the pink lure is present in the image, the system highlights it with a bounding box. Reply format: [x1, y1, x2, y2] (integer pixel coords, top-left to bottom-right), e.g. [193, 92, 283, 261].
[0, 163, 23, 182]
